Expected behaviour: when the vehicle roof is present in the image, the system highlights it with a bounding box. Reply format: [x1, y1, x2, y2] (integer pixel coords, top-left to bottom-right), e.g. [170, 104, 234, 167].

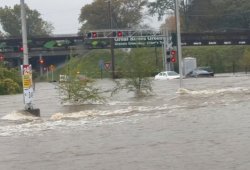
[161, 71, 178, 73]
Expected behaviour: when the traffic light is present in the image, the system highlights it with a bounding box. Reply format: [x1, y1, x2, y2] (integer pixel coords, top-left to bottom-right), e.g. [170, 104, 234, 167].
[19, 47, 24, 52]
[92, 32, 97, 38]
[39, 58, 45, 65]
[13, 46, 24, 52]
[113, 31, 123, 37]
[171, 56, 176, 62]
[170, 50, 177, 63]
[166, 50, 171, 63]
[0, 54, 4, 62]
[87, 32, 92, 38]
[171, 50, 176, 56]
[86, 32, 97, 38]
[117, 31, 123, 37]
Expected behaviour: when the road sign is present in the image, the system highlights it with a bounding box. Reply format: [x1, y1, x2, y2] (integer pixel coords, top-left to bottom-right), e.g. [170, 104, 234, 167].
[98, 59, 104, 69]
[49, 65, 55, 71]
[104, 62, 111, 70]
[21, 65, 33, 105]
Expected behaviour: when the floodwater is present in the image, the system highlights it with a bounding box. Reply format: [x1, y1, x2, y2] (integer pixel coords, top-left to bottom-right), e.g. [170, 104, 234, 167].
[1, 74, 250, 170]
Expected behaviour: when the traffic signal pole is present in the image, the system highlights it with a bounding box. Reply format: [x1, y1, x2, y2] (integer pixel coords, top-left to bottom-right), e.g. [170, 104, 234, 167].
[108, 0, 115, 79]
[175, 0, 183, 88]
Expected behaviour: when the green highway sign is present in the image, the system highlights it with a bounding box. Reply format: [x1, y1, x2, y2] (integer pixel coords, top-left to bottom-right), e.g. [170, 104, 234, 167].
[84, 36, 164, 49]
[114, 36, 164, 48]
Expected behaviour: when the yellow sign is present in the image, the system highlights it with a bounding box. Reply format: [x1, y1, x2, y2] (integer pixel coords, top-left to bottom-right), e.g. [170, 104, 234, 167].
[49, 65, 55, 71]
[22, 65, 32, 89]
[23, 76, 31, 89]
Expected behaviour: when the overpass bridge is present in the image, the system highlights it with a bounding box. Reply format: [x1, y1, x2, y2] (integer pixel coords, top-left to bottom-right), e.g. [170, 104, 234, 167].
[1, 31, 249, 69]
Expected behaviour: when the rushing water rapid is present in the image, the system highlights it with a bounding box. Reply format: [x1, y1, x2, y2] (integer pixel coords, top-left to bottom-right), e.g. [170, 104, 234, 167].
[0, 75, 250, 170]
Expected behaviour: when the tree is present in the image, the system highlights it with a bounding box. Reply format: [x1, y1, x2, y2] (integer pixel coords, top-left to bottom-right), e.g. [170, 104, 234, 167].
[147, 0, 191, 31]
[148, 0, 250, 32]
[0, 4, 54, 37]
[0, 30, 4, 37]
[79, 0, 147, 32]
[212, 0, 250, 31]
[160, 15, 176, 33]
[0, 64, 22, 95]
[112, 48, 157, 97]
[58, 54, 105, 104]
[58, 76, 104, 104]
[184, 0, 219, 32]
[147, 0, 175, 20]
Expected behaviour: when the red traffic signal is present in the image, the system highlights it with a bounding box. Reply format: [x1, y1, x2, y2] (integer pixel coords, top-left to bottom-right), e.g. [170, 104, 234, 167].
[87, 32, 97, 38]
[20, 47, 24, 52]
[39, 59, 45, 64]
[92, 32, 97, 38]
[171, 56, 176, 63]
[117, 31, 123, 37]
[0, 54, 4, 61]
[171, 50, 176, 55]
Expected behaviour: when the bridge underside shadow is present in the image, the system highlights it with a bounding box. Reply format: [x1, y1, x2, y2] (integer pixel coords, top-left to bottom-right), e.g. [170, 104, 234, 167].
[4, 45, 91, 70]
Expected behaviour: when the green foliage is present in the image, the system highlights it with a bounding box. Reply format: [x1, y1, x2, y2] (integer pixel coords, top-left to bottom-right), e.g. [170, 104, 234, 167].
[58, 77, 104, 104]
[147, 0, 175, 20]
[54, 48, 158, 98]
[56, 49, 137, 79]
[0, 4, 54, 36]
[148, 0, 250, 32]
[112, 48, 156, 97]
[0, 78, 21, 95]
[241, 48, 250, 72]
[0, 65, 22, 95]
[182, 46, 250, 73]
[79, 0, 147, 32]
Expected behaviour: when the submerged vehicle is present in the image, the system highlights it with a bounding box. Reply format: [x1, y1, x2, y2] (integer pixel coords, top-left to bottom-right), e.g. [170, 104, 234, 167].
[154, 71, 180, 80]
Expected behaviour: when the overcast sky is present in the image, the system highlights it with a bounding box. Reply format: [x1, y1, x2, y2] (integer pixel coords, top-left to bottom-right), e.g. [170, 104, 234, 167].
[0, 0, 163, 34]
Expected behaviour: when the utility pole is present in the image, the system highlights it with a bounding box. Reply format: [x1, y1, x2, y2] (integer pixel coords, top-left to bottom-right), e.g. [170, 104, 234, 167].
[108, 0, 115, 79]
[21, 0, 28, 65]
[20, 0, 40, 116]
[175, 0, 183, 88]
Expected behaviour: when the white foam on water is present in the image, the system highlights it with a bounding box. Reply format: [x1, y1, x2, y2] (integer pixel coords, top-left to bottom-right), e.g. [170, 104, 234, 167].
[61, 99, 105, 106]
[50, 103, 183, 121]
[0, 118, 90, 137]
[50, 111, 97, 120]
[1, 110, 40, 121]
[0, 99, 192, 137]
[107, 100, 131, 106]
[177, 87, 250, 95]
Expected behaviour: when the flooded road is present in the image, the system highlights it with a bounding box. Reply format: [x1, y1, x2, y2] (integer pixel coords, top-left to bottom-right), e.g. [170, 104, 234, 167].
[1, 75, 250, 170]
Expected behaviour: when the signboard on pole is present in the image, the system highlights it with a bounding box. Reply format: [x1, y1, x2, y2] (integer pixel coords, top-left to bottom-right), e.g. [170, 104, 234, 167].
[114, 36, 164, 48]
[84, 36, 164, 49]
[104, 62, 111, 70]
[21, 65, 33, 105]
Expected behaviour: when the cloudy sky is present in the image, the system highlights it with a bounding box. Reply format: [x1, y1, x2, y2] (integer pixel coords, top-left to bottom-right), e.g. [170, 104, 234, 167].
[0, 0, 163, 34]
